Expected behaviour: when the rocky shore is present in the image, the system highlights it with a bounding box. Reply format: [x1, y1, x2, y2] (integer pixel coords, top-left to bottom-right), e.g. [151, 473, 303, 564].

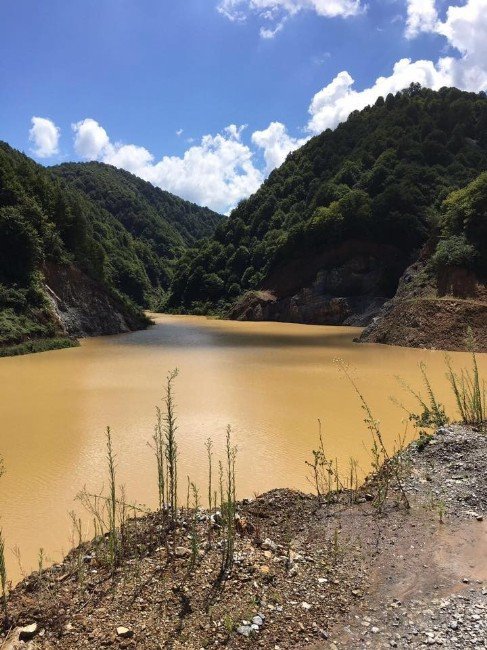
[1, 425, 485, 650]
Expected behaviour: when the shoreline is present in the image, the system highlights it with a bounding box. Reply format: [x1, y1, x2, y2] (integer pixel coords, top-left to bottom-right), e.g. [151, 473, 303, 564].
[2, 424, 485, 649]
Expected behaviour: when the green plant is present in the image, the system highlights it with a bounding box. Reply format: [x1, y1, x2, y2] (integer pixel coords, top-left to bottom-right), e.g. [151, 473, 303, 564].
[446, 342, 486, 429]
[336, 359, 410, 512]
[0, 529, 7, 625]
[305, 420, 345, 502]
[68, 511, 85, 588]
[190, 482, 200, 569]
[164, 369, 179, 523]
[151, 404, 166, 512]
[396, 362, 449, 431]
[220, 426, 237, 576]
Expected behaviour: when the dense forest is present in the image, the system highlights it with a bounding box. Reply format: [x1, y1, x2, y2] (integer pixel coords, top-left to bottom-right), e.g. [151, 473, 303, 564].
[0, 144, 220, 352]
[52, 162, 221, 304]
[168, 85, 487, 313]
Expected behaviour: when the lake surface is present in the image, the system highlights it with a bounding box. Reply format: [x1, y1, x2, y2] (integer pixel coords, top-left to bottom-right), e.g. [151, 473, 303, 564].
[0, 314, 485, 582]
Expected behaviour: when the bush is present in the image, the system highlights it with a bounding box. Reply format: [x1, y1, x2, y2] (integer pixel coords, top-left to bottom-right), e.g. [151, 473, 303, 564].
[430, 235, 477, 271]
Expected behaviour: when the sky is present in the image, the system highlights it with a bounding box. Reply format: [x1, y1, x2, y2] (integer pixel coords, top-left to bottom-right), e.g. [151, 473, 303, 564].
[1, 0, 487, 214]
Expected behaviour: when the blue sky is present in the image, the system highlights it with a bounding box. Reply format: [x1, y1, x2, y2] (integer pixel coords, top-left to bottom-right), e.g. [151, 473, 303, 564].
[1, 0, 486, 213]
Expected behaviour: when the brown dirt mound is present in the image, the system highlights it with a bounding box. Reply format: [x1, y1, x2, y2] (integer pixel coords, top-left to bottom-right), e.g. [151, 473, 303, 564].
[2, 426, 486, 649]
[359, 297, 487, 352]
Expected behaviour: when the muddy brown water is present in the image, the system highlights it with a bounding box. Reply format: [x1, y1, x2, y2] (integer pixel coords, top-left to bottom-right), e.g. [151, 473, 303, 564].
[0, 314, 485, 583]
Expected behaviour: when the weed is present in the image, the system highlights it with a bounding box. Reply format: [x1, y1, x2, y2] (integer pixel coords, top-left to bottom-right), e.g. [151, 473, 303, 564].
[220, 426, 237, 576]
[336, 359, 410, 512]
[446, 342, 486, 429]
[395, 362, 449, 431]
[0, 529, 8, 625]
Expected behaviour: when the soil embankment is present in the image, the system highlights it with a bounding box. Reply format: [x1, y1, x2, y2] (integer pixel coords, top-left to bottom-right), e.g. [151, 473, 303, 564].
[43, 262, 150, 339]
[2, 426, 486, 649]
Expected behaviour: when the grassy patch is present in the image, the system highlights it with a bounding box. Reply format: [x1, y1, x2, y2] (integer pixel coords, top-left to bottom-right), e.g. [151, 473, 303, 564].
[0, 337, 78, 358]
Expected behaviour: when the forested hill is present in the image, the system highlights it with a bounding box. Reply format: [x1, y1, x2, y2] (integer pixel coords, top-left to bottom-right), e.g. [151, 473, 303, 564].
[168, 85, 487, 333]
[50, 162, 221, 306]
[0, 143, 220, 354]
[51, 162, 221, 254]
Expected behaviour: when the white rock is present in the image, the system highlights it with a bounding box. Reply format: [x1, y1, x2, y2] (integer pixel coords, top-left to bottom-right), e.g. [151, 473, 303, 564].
[19, 624, 38, 641]
[116, 626, 134, 638]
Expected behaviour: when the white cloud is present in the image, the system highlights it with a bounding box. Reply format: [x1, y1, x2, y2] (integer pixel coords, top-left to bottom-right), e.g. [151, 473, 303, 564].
[72, 118, 110, 159]
[176, 128, 184, 136]
[63, 0, 487, 214]
[218, 0, 363, 37]
[104, 143, 154, 174]
[71, 120, 262, 214]
[307, 58, 453, 133]
[405, 0, 438, 39]
[29, 117, 60, 158]
[436, 0, 487, 90]
[259, 19, 286, 38]
[252, 121, 307, 172]
[308, 0, 487, 133]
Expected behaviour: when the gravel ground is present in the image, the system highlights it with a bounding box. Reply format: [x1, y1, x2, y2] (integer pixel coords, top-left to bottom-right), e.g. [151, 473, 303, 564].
[1, 425, 485, 650]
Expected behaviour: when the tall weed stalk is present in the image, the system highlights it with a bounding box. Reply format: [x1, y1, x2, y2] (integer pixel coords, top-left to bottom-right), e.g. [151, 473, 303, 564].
[336, 359, 410, 512]
[446, 347, 486, 429]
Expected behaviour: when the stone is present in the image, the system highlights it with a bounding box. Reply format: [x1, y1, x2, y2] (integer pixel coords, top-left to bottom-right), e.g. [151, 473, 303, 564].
[19, 624, 38, 641]
[301, 602, 312, 610]
[262, 538, 277, 552]
[116, 627, 134, 639]
[237, 625, 251, 637]
[252, 615, 264, 626]
[175, 547, 191, 558]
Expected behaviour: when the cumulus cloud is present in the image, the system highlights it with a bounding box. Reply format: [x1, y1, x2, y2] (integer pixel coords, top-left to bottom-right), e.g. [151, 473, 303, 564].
[307, 58, 453, 133]
[64, 0, 487, 214]
[218, 0, 363, 37]
[436, 0, 487, 90]
[71, 120, 262, 214]
[405, 0, 438, 39]
[252, 121, 307, 172]
[29, 117, 60, 158]
[72, 118, 110, 159]
[308, 0, 487, 133]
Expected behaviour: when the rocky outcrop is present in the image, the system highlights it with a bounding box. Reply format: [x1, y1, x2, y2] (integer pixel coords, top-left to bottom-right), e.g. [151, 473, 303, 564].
[43, 263, 149, 338]
[360, 257, 487, 351]
[230, 240, 408, 326]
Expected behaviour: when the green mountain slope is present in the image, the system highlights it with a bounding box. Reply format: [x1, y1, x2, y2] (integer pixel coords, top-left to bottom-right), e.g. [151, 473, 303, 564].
[51, 162, 222, 304]
[168, 85, 487, 326]
[0, 141, 151, 353]
[360, 171, 487, 351]
[0, 144, 221, 355]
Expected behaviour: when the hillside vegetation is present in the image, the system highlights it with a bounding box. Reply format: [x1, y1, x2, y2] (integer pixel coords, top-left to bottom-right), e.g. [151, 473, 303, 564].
[52, 162, 221, 304]
[0, 144, 220, 353]
[168, 86, 487, 319]
[360, 170, 487, 350]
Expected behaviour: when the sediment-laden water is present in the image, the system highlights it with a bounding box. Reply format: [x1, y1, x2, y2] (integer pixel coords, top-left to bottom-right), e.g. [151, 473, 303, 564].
[0, 314, 485, 581]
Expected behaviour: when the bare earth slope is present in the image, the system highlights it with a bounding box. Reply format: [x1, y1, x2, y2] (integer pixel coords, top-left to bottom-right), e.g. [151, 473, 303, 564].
[2, 425, 485, 649]
[360, 257, 487, 352]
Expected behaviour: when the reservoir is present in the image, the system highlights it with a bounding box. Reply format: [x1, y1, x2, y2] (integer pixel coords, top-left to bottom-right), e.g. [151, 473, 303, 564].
[0, 314, 485, 582]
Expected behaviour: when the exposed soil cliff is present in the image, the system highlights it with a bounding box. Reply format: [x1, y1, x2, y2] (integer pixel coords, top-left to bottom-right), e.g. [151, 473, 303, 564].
[360, 256, 487, 352]
[229, 240, 409, 327]
[43, 263, 150, 339]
